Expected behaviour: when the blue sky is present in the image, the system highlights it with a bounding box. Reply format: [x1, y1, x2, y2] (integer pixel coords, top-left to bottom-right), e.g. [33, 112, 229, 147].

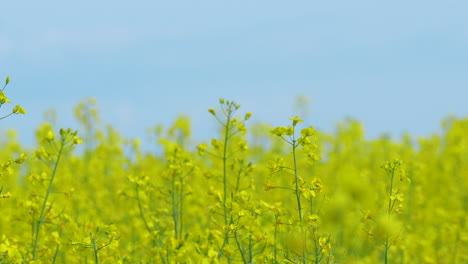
[2, 0, 467, 147]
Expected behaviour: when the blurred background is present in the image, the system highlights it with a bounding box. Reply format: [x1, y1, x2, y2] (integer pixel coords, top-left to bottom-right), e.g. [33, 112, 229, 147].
[1, 0, 467, 147]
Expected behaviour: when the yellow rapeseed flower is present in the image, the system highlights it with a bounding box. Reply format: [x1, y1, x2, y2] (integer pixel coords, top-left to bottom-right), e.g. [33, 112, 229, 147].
[14, 153, 27, 164]
[13, 104, 26, 114]
[73, 136, 82, 144]
[0, 91, 10, 104]
[288, 116, 304, 126]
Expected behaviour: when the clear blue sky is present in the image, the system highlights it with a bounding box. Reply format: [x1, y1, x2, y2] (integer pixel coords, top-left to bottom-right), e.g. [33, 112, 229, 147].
[2, 0, 467, 147]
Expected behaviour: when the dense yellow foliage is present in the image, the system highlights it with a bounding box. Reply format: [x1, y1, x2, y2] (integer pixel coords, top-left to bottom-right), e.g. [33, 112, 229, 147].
[0, 97, 467, 264]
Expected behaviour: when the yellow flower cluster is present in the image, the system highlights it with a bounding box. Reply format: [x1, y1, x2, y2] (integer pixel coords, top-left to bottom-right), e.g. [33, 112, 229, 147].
[1, 76, 26, 121]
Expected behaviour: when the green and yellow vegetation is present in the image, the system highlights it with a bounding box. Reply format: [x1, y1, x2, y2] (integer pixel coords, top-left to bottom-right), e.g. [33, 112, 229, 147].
[0, 82, 466, 263]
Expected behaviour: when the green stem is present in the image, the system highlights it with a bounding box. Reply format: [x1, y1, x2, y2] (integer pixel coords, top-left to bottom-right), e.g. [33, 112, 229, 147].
[51, 243, 59, 264]
[179, 177, 184, 241]
[0, 112, 14, 121]
[387, 170, 395, 214]
[248, 232, 253, 263]
[292, 135, 302, 223]
[136, 185, 152, 235]
[384, 244, 389, 264]
[385, 168, 396, 264]
[32, 141, 65, 260]
[172, 174, 179, 239]
[234, 231, 248, 264]
[274, 215, 278, 263]
[235, 168, 242, 194]
[314, 234, 319, 264]
[222, 112, 232, 254]
[223, 113, 231, 227]
[92, 237, 99, 264]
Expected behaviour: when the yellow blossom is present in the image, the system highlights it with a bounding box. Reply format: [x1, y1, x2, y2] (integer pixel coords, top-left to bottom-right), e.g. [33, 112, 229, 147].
[14, 153, 27, 164]
[13, 104, 26, 114]
[288, 116, 304, 126]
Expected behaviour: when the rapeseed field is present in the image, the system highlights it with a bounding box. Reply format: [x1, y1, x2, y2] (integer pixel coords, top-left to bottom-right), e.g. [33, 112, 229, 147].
[0, 77, 466, 263]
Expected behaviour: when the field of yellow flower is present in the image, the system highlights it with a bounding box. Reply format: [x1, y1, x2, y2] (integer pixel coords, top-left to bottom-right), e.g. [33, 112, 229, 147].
[0, 80, 467, 263]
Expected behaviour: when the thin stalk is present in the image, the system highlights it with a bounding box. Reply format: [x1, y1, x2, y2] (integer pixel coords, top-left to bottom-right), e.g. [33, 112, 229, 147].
[292, 135, 302, 223]
[179, 177, 184, 241]
[0, 112, 14, 120]
[314, 233, 319, 264]
[223, 112, 231, 227]
[32, 141, 65, 260]
[387, 170, 395, 214]
[136, 185, 152, 234]
[222, 111, 232, 258]
[274, 215, 278, 263]
[92, 238, 99, 264]
[384, 244, 389, 264]
[234, 231, 248, 264]
[172, 174, 179, 239]
[248, 233, 253, 263]
[235, 168, 242, 194]
[384, 167, 396, 264]
[51, 243, 59, 264]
